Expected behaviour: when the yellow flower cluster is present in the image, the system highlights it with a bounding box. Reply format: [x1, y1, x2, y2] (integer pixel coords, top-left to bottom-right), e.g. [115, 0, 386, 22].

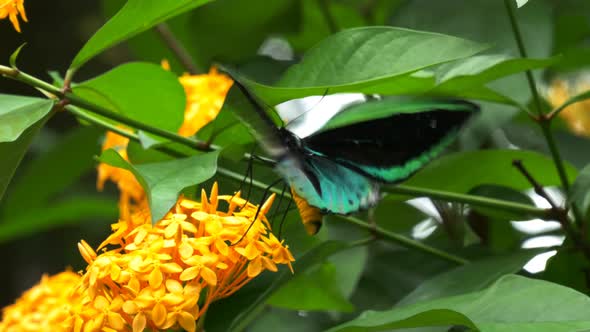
[69, 183, 294, 332]
[0, 271, 82, 332]
[0, 0, 27, 32]
[0, 184, 295, 332]
[97, 67, 233, 219]
[546, 78, 590, 136]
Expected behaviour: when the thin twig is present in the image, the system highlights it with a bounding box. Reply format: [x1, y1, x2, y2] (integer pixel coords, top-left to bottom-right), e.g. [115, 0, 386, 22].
[512, 159, 590, 259]
[154, 23, 201, 74]
[317, 0, 339, 34]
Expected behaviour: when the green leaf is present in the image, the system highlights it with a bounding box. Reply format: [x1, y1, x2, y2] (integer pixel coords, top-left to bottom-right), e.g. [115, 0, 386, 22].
[70, 0, 213, 69]
[326, 275, 590, 332]
[243, 26, 488, 105]
[268, 262, 355, 312]
[0, 95, 54, 143]
[0, 127, 102, 217]
[229, 241, 353, 332]
[72, 62, 185, 136]
[397, 251, 541, 306]
[9, 43, 27, 68]
[97, 149, 219, 222]
[553, 90, 590, 118]
[544, 249, 590, 294]
[0, 197, 117, 243]
[402, 150, 578, 193]
[570, 164, 590, 218]
[432, 55, 557, 96]
[0, 113, 50, 203]
[319, 100, 478, 133]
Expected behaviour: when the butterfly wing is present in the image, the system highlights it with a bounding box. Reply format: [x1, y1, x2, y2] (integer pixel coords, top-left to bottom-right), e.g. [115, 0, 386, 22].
[276, 152, 380, 215]
[303, 100, 478, 183]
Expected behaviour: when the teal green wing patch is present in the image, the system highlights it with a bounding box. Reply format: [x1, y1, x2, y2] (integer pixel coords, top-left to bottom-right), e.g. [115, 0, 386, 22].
[276, 154, 380, 214]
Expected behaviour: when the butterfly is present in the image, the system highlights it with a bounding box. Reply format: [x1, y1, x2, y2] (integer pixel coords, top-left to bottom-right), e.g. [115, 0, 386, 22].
[225, 74, 479, 235]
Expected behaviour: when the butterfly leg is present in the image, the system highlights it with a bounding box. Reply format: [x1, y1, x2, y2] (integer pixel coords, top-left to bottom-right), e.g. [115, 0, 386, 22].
[278, 197, 294, 240]
[271, 182, 288, 230]
[231, 178, 283, 246]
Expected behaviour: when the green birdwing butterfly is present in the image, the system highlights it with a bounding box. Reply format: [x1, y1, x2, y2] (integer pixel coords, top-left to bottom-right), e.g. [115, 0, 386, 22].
[225, 74, 478, 234]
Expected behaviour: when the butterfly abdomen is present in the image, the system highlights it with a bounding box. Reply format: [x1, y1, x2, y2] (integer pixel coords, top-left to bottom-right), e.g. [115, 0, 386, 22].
[290, 186, 323, 235]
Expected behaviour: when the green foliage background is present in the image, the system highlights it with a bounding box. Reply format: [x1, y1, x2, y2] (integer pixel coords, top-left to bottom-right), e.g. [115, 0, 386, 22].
[2, 0, 590, 331]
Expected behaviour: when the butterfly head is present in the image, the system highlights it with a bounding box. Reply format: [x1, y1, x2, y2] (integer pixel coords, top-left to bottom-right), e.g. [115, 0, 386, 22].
[278, 127, 304, 157]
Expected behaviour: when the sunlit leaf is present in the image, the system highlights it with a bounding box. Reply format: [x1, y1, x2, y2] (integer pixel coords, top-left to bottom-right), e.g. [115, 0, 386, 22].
[327, 275, 590, 332]
[97, 149, 219, 222]
[397, 251, 541, 306]
[0, 95, 54, 143]
[70, 0, 213, 69]
[516, 0, 530, 8]
[240, 26, 488, 105]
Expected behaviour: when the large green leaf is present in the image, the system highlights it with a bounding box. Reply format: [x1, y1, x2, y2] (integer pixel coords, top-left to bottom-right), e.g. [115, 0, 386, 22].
[72, 62, 185, 135]
[0, 95, 54, 143]
[0, 113, 50, 203]
[70, 0, 213, 69]
[570, 164, 590, 218]
[98, 149, 219, 222]
[401, 150, 578, 193]
[432, 55, 557, 97]
[229, 241, 353, 332]
[0, 197, 117, 243]
[242, 26, 487, 105]
[0, 127, 102, 217]
[397, 251, 541, 306]
[326, 275, 590, 332]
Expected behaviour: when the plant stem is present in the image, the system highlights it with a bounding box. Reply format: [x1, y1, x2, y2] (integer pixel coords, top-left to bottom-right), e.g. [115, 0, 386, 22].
[0, 65, 211, 151]
[342, 216, 469, 265]
[155, 23, 202, 74]
[502, 0, 571, 193]
[383, 184, 550, 218]
[317, 0, 339, 34]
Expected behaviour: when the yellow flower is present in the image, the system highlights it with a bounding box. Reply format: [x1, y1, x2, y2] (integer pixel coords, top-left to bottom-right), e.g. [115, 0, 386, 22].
[72, 183, 295, 332]
[0, 271, 81, 332]
[546, 78, 590, 136]
[177, 67, 233, 136]
[0, 0, 27, 33]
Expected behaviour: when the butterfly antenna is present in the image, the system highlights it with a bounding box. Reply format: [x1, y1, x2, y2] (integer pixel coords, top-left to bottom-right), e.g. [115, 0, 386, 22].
[231, 178, 283, 246]
[278, 197, 294, 240]
[285, 88, 330, 129]
[271, 183, 288, 229]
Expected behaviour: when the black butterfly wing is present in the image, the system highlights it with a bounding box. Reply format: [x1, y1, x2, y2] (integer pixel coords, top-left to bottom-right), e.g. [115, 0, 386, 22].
[302, 100, 478, 183]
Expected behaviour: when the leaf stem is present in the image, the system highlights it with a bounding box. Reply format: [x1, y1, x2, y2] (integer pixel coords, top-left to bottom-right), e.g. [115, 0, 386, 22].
[342, 216, 469, 265]
[383, 184, 550, 218]
[502, 0, 571, 193]
[0, 64, 211, 151]
[317, 0, 339, 34]
[155, 23, 202, 74]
